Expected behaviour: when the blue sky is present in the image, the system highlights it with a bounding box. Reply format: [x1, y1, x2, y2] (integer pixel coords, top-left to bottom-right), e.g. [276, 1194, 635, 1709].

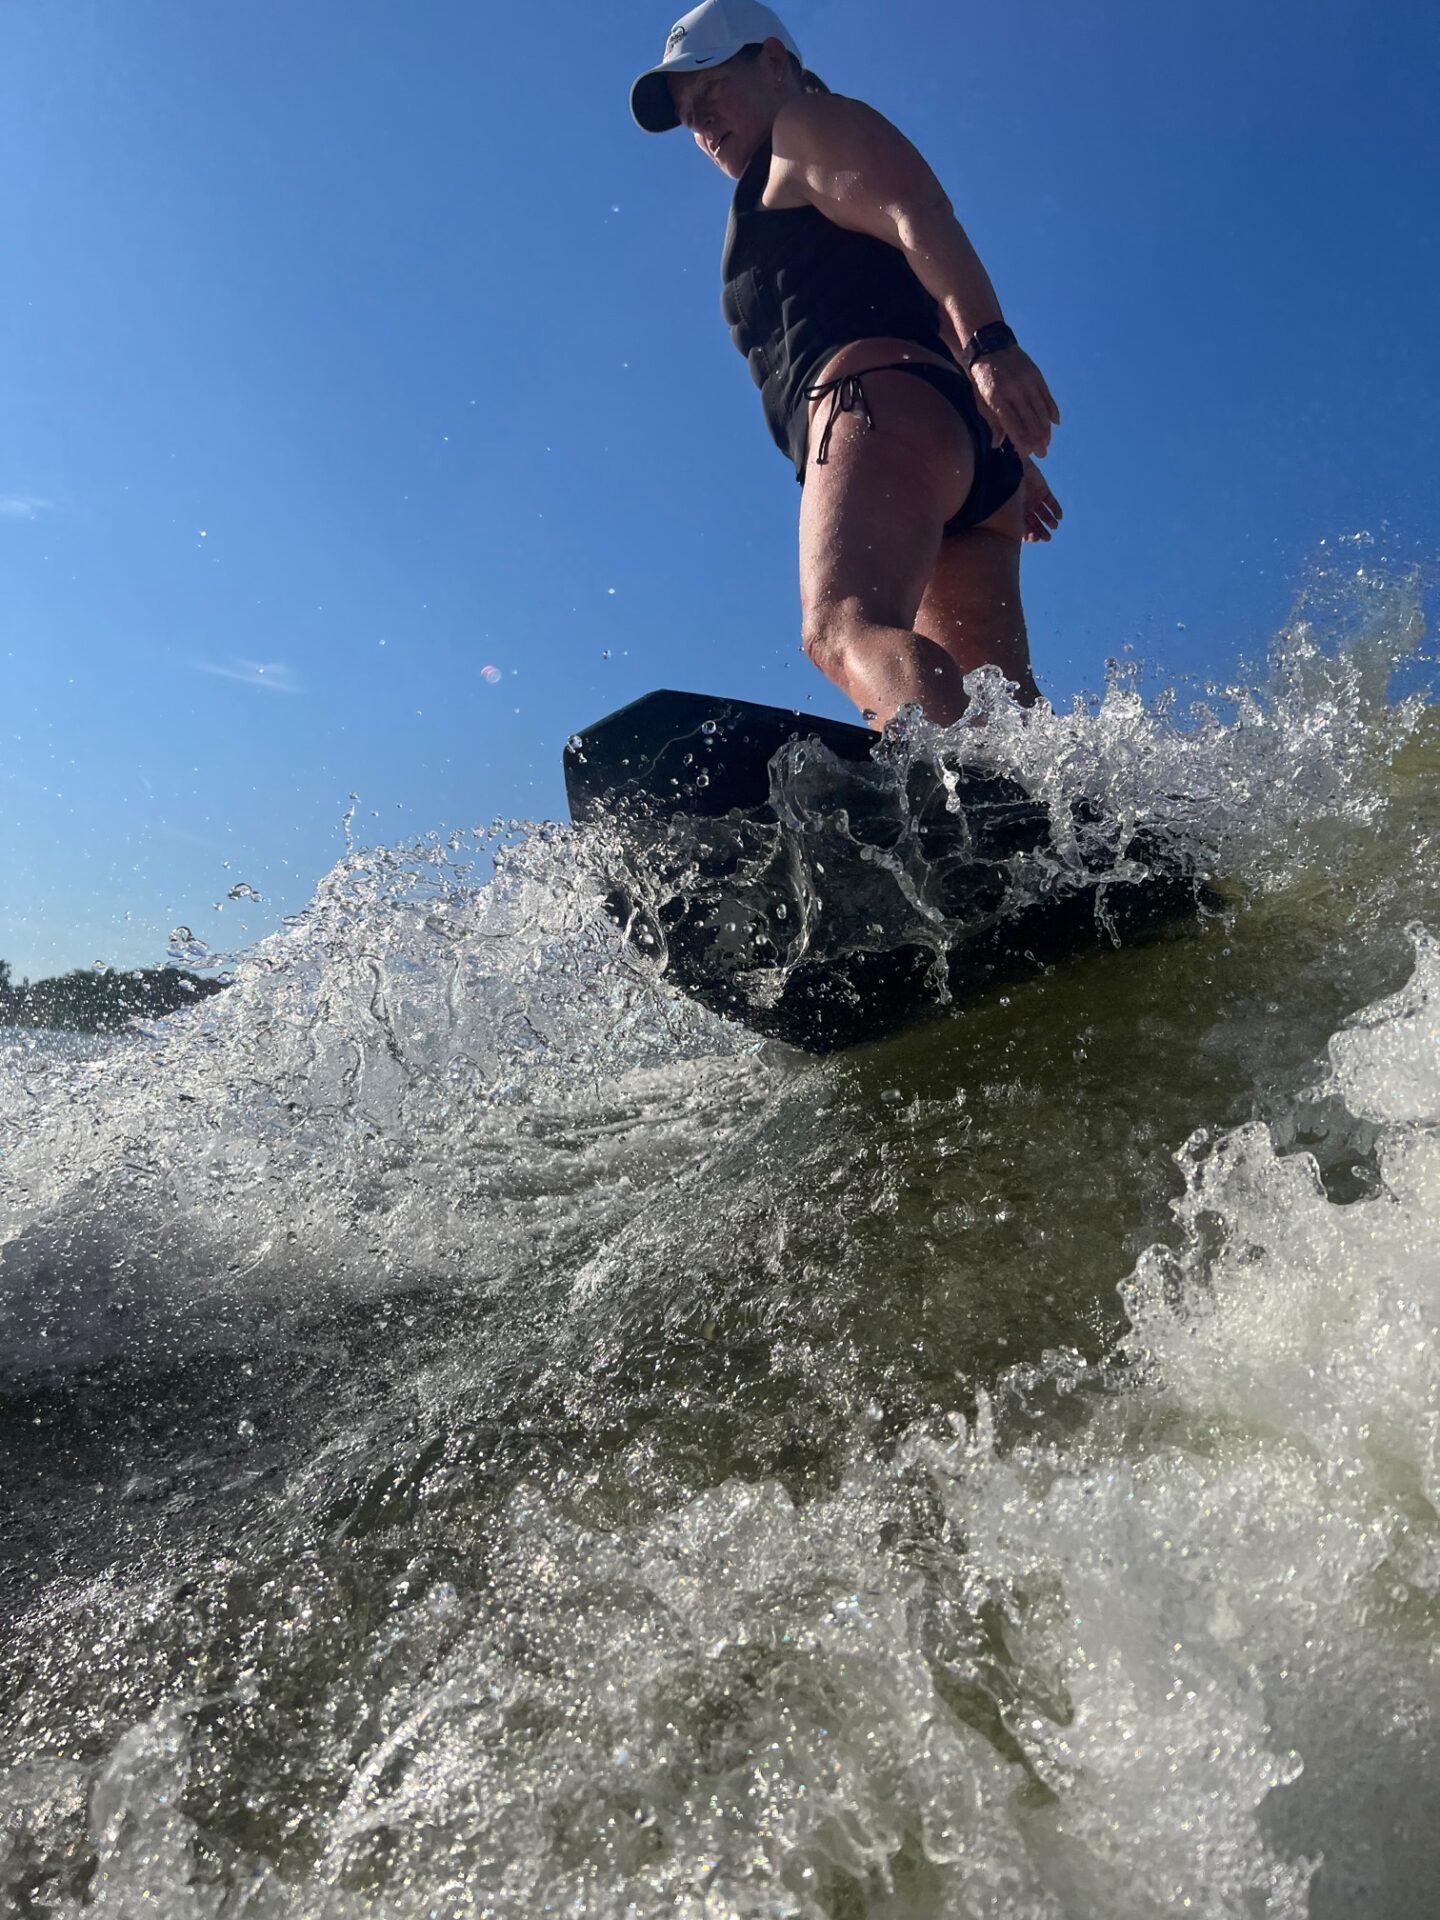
[2, 0, 1436, 980]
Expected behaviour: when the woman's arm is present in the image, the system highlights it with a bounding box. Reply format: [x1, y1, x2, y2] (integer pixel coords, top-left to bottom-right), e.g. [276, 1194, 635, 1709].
[771, 92, 1059, 458]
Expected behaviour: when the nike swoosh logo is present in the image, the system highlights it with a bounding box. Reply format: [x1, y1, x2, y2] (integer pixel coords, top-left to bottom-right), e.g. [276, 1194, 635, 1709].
[691, 54, 717, 64]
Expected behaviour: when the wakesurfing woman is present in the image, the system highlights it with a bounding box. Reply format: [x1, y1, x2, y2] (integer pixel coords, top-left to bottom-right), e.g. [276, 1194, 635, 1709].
[631, 1, 1063, 729]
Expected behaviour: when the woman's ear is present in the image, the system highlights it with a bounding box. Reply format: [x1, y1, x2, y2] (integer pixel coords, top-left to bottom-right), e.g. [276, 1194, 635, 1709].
[762, 37, 792, 85]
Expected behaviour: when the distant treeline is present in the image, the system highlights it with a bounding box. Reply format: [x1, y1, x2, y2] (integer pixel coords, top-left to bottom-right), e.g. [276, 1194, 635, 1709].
[0, 958, 226, 1033]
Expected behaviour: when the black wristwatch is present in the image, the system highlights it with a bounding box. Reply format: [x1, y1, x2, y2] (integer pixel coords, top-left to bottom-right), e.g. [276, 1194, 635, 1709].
[962, 322, 1018, 370]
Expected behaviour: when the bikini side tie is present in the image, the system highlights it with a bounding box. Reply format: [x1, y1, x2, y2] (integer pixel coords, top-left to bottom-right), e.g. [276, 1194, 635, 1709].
[803, 372, 876, 466]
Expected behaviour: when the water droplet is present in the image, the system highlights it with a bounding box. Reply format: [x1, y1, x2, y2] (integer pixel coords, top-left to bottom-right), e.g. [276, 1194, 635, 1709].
[701, 719, 717, 736]
[481, 664, 502, 684]
[168, 927, 210, 963]
[695, 772, 710, 788]
[227, 882, 263, 903]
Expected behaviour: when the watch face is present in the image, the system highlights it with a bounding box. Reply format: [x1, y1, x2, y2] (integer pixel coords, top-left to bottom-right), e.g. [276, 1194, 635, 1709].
[966, 325, 1012, 368]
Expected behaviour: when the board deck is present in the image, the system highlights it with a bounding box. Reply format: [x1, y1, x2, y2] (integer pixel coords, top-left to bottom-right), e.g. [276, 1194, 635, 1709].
[564, 689, 1208, 1052]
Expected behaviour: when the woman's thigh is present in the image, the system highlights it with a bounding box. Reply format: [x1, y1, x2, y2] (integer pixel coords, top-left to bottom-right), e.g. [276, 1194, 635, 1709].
[797, 367, 976, 641]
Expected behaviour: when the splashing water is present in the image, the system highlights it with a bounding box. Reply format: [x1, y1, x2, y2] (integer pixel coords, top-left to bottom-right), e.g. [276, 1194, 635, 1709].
[1, 563, 1437, 1917]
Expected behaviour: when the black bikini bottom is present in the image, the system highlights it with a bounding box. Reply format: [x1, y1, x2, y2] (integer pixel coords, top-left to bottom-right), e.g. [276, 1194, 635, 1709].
[801, 358, 1023, 538]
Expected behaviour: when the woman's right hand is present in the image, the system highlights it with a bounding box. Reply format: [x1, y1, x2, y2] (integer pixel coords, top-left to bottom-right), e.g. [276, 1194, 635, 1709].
[971, 346, 1059, 459]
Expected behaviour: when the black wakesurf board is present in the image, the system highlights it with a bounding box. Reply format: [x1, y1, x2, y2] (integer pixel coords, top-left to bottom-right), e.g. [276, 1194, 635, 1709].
[564, 688, 1210, 1053]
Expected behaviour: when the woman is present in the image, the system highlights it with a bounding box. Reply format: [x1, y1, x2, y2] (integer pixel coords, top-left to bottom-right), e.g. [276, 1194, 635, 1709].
[631, 1, 1063, 730]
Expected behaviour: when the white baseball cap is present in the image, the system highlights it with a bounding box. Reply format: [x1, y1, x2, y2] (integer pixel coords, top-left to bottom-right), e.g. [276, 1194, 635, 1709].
[630, 2, 803, 134]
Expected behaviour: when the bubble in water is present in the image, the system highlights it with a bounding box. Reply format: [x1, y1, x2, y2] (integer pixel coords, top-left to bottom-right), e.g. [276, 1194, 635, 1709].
[481, 665, 502, 685]
[227, 883, 263, 904]
[701, 719, 717, 735]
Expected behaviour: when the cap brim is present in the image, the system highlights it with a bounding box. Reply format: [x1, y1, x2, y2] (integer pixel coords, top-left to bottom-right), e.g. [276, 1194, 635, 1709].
[630, 68, 683, 134]
[630, 41, 748, 133]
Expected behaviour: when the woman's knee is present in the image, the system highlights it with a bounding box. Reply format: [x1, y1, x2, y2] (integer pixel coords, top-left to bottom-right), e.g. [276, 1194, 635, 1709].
[800, 602, 856, 679]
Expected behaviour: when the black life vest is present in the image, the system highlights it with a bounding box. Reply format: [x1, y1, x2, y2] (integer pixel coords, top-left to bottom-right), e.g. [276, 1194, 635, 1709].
[720, 134, 949, 475]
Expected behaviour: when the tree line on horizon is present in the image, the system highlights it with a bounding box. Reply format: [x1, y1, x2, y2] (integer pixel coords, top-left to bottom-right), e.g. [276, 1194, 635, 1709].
[0, 958, 225, 1034]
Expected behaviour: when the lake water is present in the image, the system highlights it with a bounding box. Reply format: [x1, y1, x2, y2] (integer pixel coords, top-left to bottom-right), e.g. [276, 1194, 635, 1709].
[2, 562, 1437, 1917]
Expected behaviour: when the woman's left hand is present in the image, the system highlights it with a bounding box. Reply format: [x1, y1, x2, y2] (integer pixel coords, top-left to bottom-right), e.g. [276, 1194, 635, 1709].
[971, 346, 1059, 459]
[1020, 457, 1063, 543]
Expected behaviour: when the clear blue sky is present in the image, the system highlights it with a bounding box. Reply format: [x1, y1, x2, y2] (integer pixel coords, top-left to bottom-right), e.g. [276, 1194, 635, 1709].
[2, 0, 1436, 980]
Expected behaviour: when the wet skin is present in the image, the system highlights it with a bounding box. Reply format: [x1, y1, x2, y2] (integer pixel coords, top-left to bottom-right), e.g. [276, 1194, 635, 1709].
[666, 46, 1051, 727]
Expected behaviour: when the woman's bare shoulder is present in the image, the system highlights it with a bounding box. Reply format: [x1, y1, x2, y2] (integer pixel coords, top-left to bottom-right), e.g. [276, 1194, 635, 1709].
[774, 91, 883, 143]
[779, 90, 936, 199]
[772, 92, 918, 170]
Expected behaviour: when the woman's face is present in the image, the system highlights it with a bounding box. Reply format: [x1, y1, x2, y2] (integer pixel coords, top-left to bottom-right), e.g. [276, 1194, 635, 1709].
[667, 42, 790, 179]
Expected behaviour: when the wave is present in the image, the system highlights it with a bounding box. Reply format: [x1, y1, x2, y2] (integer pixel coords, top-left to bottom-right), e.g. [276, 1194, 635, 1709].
[0, 553, 1436, 1916]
